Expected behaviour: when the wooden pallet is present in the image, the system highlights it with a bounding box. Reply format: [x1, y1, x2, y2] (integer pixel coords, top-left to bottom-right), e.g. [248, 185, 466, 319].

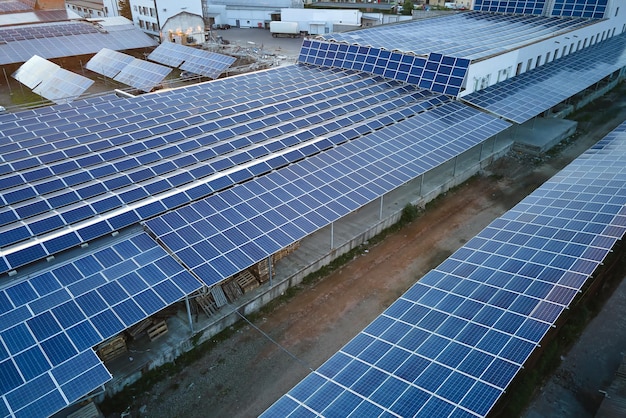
[126, 318, 152, 339]
[195, 294, 218, 317]
[235, 270, 260, 293]
[249, 260, 271, 283]
[274, 241, 300, 263]
[222, 278, 243, 302]
[147, 320, 168, 341]
[96, 335, 127, 362]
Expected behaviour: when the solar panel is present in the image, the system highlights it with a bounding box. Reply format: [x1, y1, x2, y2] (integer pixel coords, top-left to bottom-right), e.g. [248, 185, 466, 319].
[86, 48, 136, 79]
[0, 67, 448, 271]
[0, 23, 158, 66]
[149, 42, 236, 79]
[262, 108, 626, 418]
[113, 59, 172, 92]
[551, 0, 608, 18]
[473, 0, 547, 14]
[0, 1, 31, 13]
[144, 102, 511, 287]
[318, 11, 596, 60]
[33, 68, 94, 105]
[11, 55, 58, 89]
[0, 231, 201, 417]
[462, 33, 626, 124]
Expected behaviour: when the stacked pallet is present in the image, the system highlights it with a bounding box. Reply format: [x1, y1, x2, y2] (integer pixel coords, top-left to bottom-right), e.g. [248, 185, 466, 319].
[96, 335, 127, 362]
[235, 270, 260, 293]
[126, 318, 153, 339]
[248, 259, 270, 283]
[274, 241, 301, 263]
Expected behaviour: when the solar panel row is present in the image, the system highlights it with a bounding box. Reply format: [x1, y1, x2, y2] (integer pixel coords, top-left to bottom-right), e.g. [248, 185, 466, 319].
[319, 11, 594, 60]
[144, 102, 510, 286]
[462, 33, 626, 124]
[262, 108, 626, 418]
[0, 22, 98, 43]
[85, 48, 135, 79]
[551, 0, 608, 19]
[0, 232, 201, 418]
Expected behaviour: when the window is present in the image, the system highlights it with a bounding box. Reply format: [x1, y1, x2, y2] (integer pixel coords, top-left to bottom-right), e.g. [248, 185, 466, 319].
[138, 20, 144, 29]
[526, 58, 532, 72]
[554, 48, 559, 60]
[536, 55, 541, 67]
[577, 40, 581, 50]
[616, 7, 619, 17]
[545, 51, 551, 63]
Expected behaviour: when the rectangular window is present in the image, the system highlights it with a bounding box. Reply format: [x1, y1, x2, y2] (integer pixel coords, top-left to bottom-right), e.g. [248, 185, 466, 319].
[526, 58, 532, 72]
[536, 55, 541, 67]
[545, 51, 551, 63]
[516, 62, 522, 76]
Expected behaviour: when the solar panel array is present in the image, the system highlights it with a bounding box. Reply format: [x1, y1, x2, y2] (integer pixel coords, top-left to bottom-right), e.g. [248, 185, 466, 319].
[0, 22, 157, 66]
[148, 42, 236, 79]
[12, 56, 94, 104]
[111, 58, 171, 92]
[462, 32, 626, 124]
[0, 23, 98, 43]
[550, 0, 608, 18]
[262, 110, 626, 418]
[319, 11, 596, 60]
[144, 102, 510, 286]
[85, 48, 135, 79]
[298, 40, 469, 96]
[0, 1, 31, 13]
[0, 231, 201, 418]
[473, 0, 547, 14]
[0, 65, 452, 274]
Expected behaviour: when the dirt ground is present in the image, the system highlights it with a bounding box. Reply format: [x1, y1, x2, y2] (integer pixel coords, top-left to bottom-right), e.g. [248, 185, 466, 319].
[98, 84, 626, 418]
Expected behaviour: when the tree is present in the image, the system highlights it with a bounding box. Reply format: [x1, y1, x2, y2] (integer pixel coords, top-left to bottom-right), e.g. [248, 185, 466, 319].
[402, 0, 414, 15]
[118, 0, 132, 20]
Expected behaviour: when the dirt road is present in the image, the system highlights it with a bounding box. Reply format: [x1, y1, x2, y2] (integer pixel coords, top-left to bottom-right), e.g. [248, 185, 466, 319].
[110, 86, 626, 418]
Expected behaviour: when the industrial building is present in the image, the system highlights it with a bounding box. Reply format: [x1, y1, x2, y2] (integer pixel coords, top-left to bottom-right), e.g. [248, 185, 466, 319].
[1, 0, 626, 417]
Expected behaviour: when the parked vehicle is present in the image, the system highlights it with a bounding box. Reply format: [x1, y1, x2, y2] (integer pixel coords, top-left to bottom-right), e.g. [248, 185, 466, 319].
[270, 21, 300, 38]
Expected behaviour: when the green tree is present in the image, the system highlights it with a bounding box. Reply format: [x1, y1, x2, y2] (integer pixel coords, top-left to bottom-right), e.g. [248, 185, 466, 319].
[118, 0, 132, 20]
[402, 0, 414, 15]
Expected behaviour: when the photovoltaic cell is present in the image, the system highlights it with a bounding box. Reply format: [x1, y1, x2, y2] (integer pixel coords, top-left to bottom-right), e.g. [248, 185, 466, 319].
[462, 33, 626, 124]
[11, 55, 58, 89]
[262, 119, 626, 418]
[473, 0, 547, 15]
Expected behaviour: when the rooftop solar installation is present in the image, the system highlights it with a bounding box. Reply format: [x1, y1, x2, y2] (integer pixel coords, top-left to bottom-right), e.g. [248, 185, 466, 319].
[551, 0, 608, 18]
[85, 48, 136, 79]
[0, 22, 158, 66]
[462, 32, 626, 124]
[0, 231, 201, 417]
[112, 59, 172, 92]
[148, 42, 236, 79]
[262, 108, 626, 418]
[298, 39, 469, 95]
[319, 11, 597, 60]
[144, 102, 510, 286]
[0, 1, 31, 14]
[473, 0, 547, 14]
[0, 66, 450, 273]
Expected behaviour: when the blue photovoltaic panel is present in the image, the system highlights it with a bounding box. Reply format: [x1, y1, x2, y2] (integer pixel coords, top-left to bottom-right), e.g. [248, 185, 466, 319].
[473, 0, 546, 14]
[551, 0, 608, 18]
[145, 102, 511, 287]
[113, 59, 172, 92]
[0, 231, 201, 417]
[263, 119, 626, 418]
[0, 66, 447, 272]
[318, 11, 594, 61]
[462, 33, 626, 124]
[86, 48, 136, 79]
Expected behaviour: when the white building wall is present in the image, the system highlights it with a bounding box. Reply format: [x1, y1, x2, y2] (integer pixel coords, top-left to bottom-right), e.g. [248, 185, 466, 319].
[280, 8, 361, 34]
[162, 13, 205, 45]
[129, 0, 202, 36]
[66, 0, 119, 17]
[225, 8, 275, 28]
